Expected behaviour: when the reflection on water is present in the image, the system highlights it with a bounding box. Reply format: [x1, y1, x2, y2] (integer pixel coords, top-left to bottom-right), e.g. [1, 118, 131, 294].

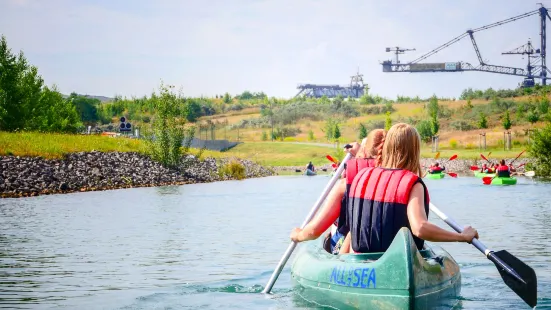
[0, 175, 550, 309]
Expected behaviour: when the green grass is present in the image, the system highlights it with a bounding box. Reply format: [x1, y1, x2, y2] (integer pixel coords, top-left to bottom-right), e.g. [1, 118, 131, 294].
[0, 132, 145, 158]
[0, 132, 529, 166]
[209, 142, 337, 167]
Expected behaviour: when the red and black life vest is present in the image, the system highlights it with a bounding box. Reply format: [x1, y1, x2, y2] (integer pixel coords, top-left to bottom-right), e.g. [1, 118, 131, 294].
[430, 166, 443, 173]
[347, 167, 429, 253]
[334, 158, 377, 235]
[496, 165, 510, 177]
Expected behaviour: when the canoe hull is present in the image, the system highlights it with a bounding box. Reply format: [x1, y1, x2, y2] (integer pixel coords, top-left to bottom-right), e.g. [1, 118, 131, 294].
[491, 177, 517, 185]
[291, 228, 461, 310]
[304, 169, 316, 176]
[426, 173, 445, 179]
[474, 172, 495, 178]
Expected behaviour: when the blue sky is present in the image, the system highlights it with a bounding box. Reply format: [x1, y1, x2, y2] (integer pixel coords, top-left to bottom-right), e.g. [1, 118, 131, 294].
[1, 0, 550, 99]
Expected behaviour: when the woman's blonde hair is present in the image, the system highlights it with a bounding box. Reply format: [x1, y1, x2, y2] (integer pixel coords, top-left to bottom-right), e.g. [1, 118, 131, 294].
[356, 129, 385, 159]
[376, 123, 422, 177]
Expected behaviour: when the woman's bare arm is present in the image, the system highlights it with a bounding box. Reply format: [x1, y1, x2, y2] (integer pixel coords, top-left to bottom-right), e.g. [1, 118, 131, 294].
[407, 183, 479, 242]
[290, 179, 346, 242]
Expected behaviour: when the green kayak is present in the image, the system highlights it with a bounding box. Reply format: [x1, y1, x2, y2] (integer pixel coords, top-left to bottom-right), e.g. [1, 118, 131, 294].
[291, 227, 461, 309]
[474, 172, 495, 178]
[426, 172, 445, 179]
[491, 177, 517, 185]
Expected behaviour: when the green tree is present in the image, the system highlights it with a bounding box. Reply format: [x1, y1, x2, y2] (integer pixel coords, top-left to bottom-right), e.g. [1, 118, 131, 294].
[308, 129, 315, 141]
[527, 111, 540, 125]
[528, 123, 551, 177]
[70, 93, 100, 124]
[502, 110, 512, 130]
[478, 112, 488, 129]
[261, 131, 268, 141]
[430, 116, 439, 136]
[416, 119, 432, 142]
[223, 92, 232, 104]
[324, 119, 335, 141]
[358, 123, 368, 139]
[333, 123, 341, 142]
[182, 100, 202, 122]
[385, 111, 392, 130]
[539, 96, 549, 115]
[427, 95, 439, 118]
[145, 83, 193, 168]
[466, 98, 473, 109]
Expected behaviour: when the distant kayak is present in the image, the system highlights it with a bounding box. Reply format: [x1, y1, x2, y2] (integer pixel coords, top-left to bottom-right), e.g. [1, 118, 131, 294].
[491, 177, 517, 185]
[305, 169, 316, 176]
[426, 172, 445, 179]
[474, 172, 496, 178]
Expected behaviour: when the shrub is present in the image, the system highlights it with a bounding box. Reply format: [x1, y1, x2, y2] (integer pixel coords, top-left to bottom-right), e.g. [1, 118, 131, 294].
[528, 123, 551, 177]
[449, 139, 458, 149]
[308, 129, 315, 141]
[261, 131, 268, 141]
[218, 160, 246, 180]
[416, 119, 432, 142]
[450, 120, 474, 131]
[465, 143, 475, 149]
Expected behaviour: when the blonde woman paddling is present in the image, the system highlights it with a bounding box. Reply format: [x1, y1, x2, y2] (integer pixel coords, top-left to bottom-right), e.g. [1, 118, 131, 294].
[339, 123, 478, 254]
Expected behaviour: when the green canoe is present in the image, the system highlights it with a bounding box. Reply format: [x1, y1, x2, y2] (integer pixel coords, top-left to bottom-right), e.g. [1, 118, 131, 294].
[474, 172, 495, 178]
[491, 177, 517, 185]
[291, 227, 461, 309]
[426, 172, 445, 179]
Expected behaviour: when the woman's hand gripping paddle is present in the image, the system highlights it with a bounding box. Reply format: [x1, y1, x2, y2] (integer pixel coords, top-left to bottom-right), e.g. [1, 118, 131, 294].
[262, 153, 353, 294]
[429, 203, 537, 308]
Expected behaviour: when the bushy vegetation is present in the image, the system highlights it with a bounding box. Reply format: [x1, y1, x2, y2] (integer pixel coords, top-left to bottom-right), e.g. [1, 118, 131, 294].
[218, 159, 246, 180]
[529, 123, 551, 177]
[143, 84, 195, 168]
[0, 35, 82, 132]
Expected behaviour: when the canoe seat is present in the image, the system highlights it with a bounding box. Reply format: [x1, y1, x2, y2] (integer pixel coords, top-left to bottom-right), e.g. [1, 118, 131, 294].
[342, 249, 435, 263]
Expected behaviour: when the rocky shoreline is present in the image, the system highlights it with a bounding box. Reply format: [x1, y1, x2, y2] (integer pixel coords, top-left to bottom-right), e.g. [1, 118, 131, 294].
[0, 151, 275, 198]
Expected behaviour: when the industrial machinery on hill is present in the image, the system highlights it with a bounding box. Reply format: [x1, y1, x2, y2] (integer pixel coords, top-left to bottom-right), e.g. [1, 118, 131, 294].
[295, 71, 366, 98]
[382, 6, 551, 88]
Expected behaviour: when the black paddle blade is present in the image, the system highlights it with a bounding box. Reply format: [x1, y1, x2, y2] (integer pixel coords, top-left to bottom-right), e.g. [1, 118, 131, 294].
[488, 250, 537, 308]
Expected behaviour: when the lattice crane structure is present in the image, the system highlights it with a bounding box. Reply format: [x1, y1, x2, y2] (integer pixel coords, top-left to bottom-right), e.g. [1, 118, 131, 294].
[381, 6, 551, 88]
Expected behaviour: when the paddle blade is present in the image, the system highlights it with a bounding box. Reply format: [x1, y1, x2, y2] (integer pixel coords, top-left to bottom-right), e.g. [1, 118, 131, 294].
[487, 151, 492, 158]
[481, 153, 489, 162]
[435, 152, 440, 159]
[524, 171, 535, 177]
[331, 163, 337, 168]
[470, 166, 480, 171]
[326, 155, 337, 163]
[482, 177, 493, 185]
[447, 172, 458, 178]
[448, 154, 458, 161]
[489, 250, 538, 308]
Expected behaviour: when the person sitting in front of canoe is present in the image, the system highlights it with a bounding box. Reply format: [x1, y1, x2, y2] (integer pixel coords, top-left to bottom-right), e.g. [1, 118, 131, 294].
[508, 163, 517, 173]
[338, 123, 479, 255]
[496, 159, 511, 178]
[428, 162, 445, 174]
[480, 163, 488, 173]
[290, 129, 386, 254]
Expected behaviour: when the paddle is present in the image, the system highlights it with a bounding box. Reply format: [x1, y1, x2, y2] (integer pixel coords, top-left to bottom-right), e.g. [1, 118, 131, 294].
[435, 151, 440, 159]
[480, 153, 492, 164]
[326, 155, 338, 164]
[470, 166, 480, 171]
[429, 203, 537, 307]
[524, 171, 536, 177]
[262, 153, 353, 294]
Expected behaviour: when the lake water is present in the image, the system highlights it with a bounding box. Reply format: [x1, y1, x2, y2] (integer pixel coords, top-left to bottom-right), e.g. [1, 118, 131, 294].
[0, 175, 550, 309]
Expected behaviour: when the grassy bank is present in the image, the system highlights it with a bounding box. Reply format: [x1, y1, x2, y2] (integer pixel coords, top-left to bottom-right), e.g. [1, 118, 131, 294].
[0, 132, 528, 166]
[0, 132, 144, 158]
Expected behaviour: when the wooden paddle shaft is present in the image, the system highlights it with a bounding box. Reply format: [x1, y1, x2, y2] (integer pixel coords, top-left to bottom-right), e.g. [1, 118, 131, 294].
[262, 153, 353, 294]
